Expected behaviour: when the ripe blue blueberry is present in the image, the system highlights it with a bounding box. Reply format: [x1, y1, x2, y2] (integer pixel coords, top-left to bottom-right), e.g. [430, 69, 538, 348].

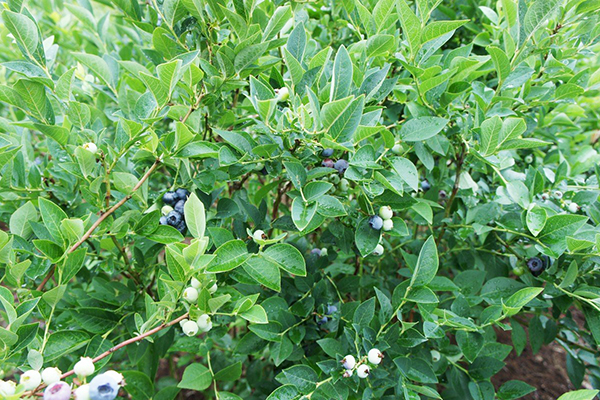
[167, 211, 183, 226]
[162, 191, 177, 205]
[327, 305, 337, 314]
[175, 220, 187, 234]
[317, 315, 328, 325]
[311, 248, 321, 256]
[322, 148, 334, 157]
[89, 373, 119, 400]
[421, 180, 431, 191]
[368, 215, 384, 230]
[322, 159, 335, 168]
[175, 188, 190, 200]
[159, 216, 167, 225]
[527, 257, 545, 277]
[174, 200, 185, 213]
[439, 190, 447, 200]
[334, 159, 349, 174]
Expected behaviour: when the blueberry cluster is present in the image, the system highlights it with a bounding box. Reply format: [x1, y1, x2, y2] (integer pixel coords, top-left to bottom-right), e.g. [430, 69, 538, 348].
[159, 188, 190, 234]
[367, 206, 395, 256]
[321, 155, 349, 175]
[316, 304, 337, 325]
[340, 348, 384, 379]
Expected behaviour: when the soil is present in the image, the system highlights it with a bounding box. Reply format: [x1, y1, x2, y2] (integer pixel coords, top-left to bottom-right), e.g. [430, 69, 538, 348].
[492, 326, 577, 399]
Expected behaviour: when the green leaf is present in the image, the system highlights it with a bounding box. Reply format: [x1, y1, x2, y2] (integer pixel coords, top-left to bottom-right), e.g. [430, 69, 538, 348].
[214, 362, 243, 381]
[262, 5, 292, 41]
[72, 52, 114, 90]
[178, 363, 212, 391]
[303, 181, 333, 202]
[421, 20, 468, 44]
[283, 160, 307, 190]
[316, 196, 347, 217]
[355, 216, 381, 256]
[557, 390, 600, 400]
[390, 157, 419, 191]
[240, 305, 268, 324]
[456, 331, 484, 362]
[291, 198, 317, 231]
[410, 236, 438, 287]
[263, 243, 307, 276]
[400, 117, 448, 142]
[539, 214, 588, 252]
[266, 385, 299, 400]
[480, 115, 502, 156]
[330, 45, 353, 101]
[396, 0, 421, 56]
[282, 365, 318, 394]
[207, 240, 249, 273]
[38, 198, 68, 242]
[71, 307, 120, 334]
[184, 192, 206, 239]
[487, 46, 511, 83]
[242, 256, 281, 291]
[523, 0, 562, 40]
[2, 11, 38, 58]
[505, 287, 543, 308]
[14, 79, 49, 122]
[287, 22, 307, 62]
[235, 42, 268, 72]
[353, 297, 376, 326]
[122, 371, 154, 400]
[43, 330, 90, 361]
[526, 204, 546, 236]
[10, 201, 37, 238]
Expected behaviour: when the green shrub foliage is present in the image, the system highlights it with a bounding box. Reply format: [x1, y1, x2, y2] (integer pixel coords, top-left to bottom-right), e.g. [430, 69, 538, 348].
[1, 0, 600, 399]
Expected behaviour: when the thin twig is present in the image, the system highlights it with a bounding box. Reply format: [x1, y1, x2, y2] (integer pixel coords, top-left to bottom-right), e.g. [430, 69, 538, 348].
[36, 159, 162, 291]
[26, 312, 189, 396]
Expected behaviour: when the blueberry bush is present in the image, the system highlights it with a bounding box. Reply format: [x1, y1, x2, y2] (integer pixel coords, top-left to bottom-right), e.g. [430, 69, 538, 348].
[1, 0, 600, 399]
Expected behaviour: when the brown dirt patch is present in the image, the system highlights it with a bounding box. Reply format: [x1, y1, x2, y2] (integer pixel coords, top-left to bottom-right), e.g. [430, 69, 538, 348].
[492, 326, 575, 399]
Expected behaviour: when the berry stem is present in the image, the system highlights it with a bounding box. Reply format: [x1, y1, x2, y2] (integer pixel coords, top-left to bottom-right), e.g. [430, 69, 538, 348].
[25, 312, 190, 396]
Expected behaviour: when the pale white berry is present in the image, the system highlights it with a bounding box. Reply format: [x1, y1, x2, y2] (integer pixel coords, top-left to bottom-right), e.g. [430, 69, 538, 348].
[74, 383, 90, 400]
[190, 277, 201, 288]
[179, 318, 189, 329]
[568, 202, 579, 213]
[276, 87, 290, 102]
[379, 206, 393, 220]
[82, 142, 98, 154]
[197, 314, 212, 332]
[183, 287, 198, 303]
[382, 219, 394, 231]
[182, 320, 199, 336]
[74, 357, 95, 378]
[320, 248, 328, 257]
[0, 380, 16, 396]
[161, 205, 173, 216]
[208, 283, 218, 294]
[373, 244, 384, 256]
[104, 370, 124, 386]
[41, 367, 62, 385]
[342, 369, 353, 378]
[368, 348, 383, 365]
[20, 370, 41, 390]
[253, 230, 266, 242]
[391, 143, 402, 154]
[357, 364, 370, 378]
[341, 355, 356, 370]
